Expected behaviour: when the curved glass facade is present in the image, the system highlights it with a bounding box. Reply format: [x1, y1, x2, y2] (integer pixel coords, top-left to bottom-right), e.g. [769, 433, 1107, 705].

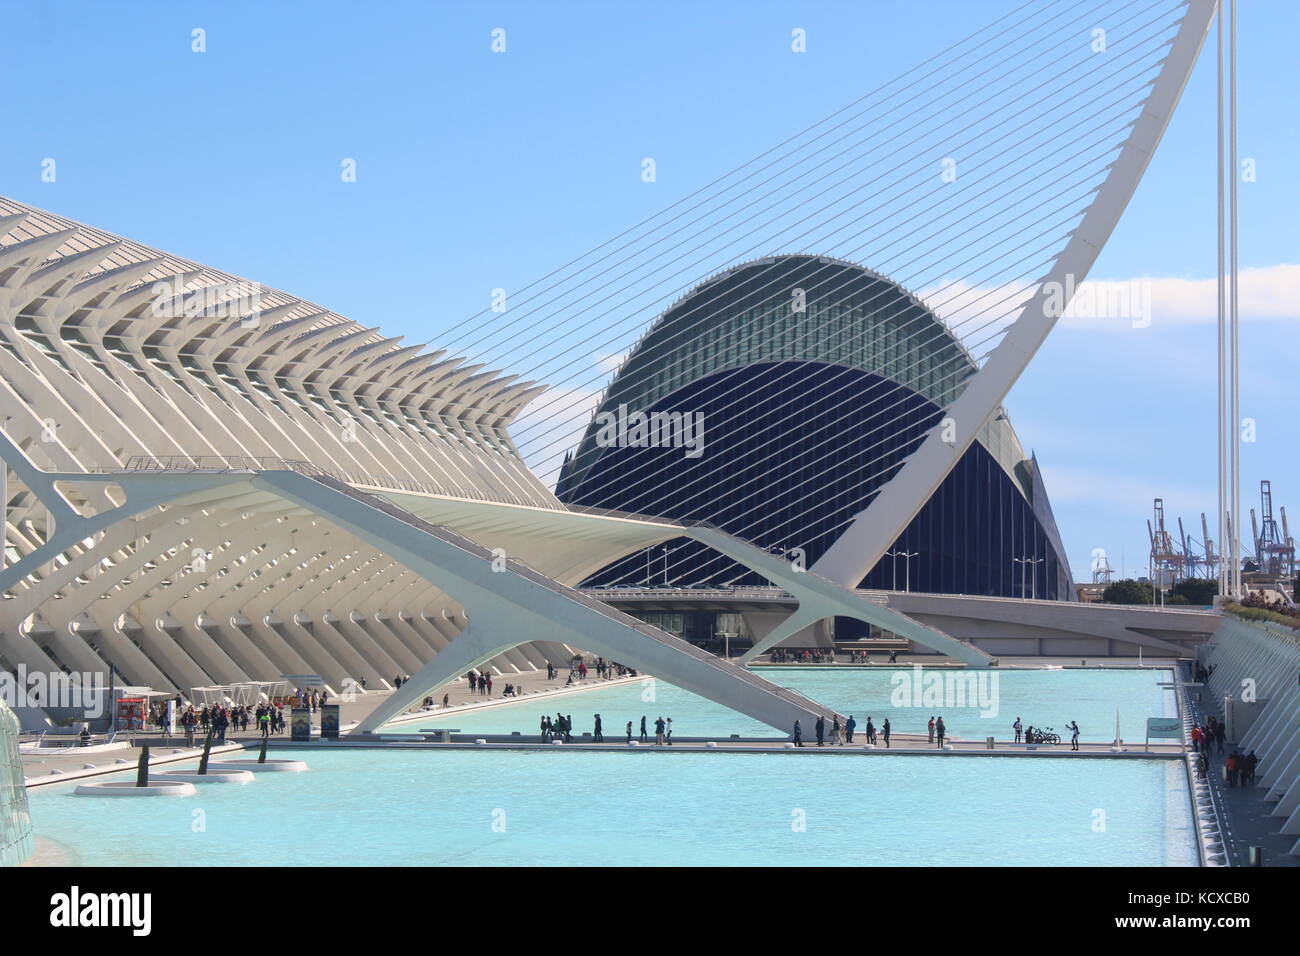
[0, 699, 34, 867]
[558, 255, 1072, 600]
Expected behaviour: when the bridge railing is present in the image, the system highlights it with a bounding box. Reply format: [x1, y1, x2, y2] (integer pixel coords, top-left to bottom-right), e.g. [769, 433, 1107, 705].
[880, 589, 1220, 615]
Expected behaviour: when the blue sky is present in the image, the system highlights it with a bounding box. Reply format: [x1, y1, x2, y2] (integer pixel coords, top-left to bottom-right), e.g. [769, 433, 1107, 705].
[1, 0, 1296, 582]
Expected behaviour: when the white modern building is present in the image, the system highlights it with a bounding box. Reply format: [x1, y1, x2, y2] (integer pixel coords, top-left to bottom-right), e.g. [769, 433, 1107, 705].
[0, 696, 32, 866]
[1, 197, 987, 734]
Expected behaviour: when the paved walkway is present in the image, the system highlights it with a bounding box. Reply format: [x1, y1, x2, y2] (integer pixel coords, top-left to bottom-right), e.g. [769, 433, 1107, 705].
[753, 654, 1185, 669]
[1183, 674, 1299, 867]
[348, 668, 641, 730]
[23, 656, 1193, 779]
[258, 735, 1185, 758]
[1211, 766, 1300, 866]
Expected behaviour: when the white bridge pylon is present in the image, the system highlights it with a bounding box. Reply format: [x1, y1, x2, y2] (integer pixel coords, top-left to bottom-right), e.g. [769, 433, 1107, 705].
[812, 0, 1216, 589]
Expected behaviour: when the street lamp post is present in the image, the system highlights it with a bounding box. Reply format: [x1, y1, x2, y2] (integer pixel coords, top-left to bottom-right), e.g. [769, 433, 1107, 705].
[884, 550, 918, 591]
[1012, 556, 1042, 599]
[901, 551, 918, 592]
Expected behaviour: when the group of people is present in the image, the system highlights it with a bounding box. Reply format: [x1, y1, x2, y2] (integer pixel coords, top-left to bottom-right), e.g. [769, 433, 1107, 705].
[766, 648, 900, 664]
[564, 656, 635, 684]
[534, 712, 675, 745]
[544, 657, 636, 684]
[1191, 716, 1227, 754]
[1221, 749, 1259, 786]
[926, 716, 947, 747]
[402, 655, 646, 718]
[540, 713, 575, 742]
[172, 702, 287, 745]
[846, 649, 899, 665]
[769, 648, 834, 663]
[1010, 716, 1081, 749]
[1191, 714, 1259, 786]
[295, 687, 329, 712]
[139, 685, 331, 745]
[792, 714, 894, 747]
[625, 715, 673, 745]
[466, 671, 494, 695]
[791, 714, 1094, 750]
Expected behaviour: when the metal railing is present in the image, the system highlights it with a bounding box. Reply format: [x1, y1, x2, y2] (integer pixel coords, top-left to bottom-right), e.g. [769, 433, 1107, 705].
[584, 586, 794, 600]
[880, 588, 1220, 615]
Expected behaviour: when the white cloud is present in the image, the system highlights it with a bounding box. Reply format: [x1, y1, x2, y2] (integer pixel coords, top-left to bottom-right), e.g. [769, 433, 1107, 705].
[593, 350, 626, 373]
[920, 264, 1300, 336]
[1060, 263, 1300, 330]
[510, 386, 604, 489]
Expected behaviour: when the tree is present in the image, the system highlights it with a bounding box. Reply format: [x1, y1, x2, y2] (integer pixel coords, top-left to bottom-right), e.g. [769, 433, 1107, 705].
[1172, 578, 1218, 606]
[1102, 578, 1153, 605]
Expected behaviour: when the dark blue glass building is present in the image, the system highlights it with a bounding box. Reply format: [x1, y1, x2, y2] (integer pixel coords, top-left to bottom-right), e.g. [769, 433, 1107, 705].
[558, 255, 1072, 602]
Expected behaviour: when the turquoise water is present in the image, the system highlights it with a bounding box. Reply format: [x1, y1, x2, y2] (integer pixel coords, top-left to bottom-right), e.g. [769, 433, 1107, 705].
[420, 667, 1175, 743]
[30, 748, 1195, 866]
